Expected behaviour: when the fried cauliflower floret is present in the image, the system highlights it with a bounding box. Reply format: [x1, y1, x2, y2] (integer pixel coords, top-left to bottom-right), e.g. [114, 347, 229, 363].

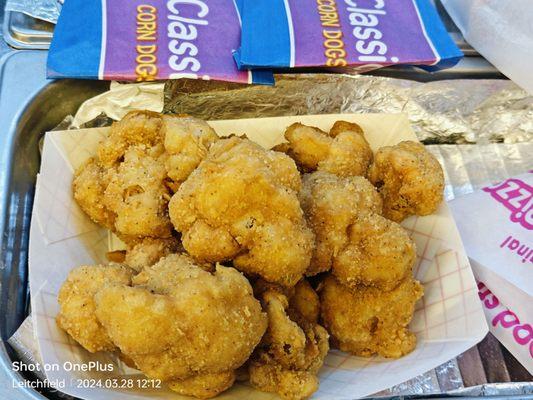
[333, 213, 416, 291]
[253, 279, 319, 324]
[320, 275, 423, 359]
[283, 121, 373, 177]
[368, 141, 444, 222]
[249, 288, 329, 400]
[98, 110, 163, 168]
[74, 112, 218, 237]
[169, 137, 314, 287]
[290, 279, 320, 324]
[162, 116, 219, 188]
[122, 236, 181, 271]
[72, 158, 116, 229]
[56, 265, 133, 353]
[299, 171, 382, 276]
[167, 371, 235, 400]
[103, 144, 172, 238]
[249, 362, 319, 400]
[94, 254, 267, 398]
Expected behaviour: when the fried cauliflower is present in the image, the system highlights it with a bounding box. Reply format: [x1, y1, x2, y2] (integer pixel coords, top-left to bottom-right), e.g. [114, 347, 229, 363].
[320, 275, 423, 358]
[168, 137, 314, 287]
[98, 110, 164, 168]
[163, 115, 219, 189]
[63, 115, 444, 397]
[289, 279, 321, 324]
[122, 236, 181, 271]
[56, 264, 134, 353]
[72, 158, 116, 230]
[167, 371, 235, 399]
[74, 111, 218, 238]
[299, 171, 382, 276]
[368, 141, 444, 222]
[333, 213, 416, 291]
[74, 144, 173, 239]
[94, 254, 267, 398]
[283, 121, 373, 177]
[249, 284, 329, 400]
[102, 144, 172, 239]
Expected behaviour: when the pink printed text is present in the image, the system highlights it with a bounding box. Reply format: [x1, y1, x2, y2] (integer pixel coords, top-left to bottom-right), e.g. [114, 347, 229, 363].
[483, 178, 533, 230]
[478, 282, 533, 358]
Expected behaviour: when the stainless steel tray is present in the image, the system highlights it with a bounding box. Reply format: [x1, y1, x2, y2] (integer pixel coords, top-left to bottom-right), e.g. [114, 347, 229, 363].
[0, 51, 108, 400]
[2, 11, 53, 49]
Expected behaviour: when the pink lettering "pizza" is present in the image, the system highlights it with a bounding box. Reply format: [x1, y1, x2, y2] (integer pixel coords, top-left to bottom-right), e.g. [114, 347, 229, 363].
[483, 178, 533, 230]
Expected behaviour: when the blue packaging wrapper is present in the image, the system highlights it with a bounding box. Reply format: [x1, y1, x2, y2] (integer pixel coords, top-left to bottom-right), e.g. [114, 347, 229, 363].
[235, 0, 463, 72]
[47, 0, 273, 84]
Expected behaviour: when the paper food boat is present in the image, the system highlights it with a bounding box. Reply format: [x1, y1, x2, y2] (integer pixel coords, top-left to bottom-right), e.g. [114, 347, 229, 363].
[29, 114, 488, 399]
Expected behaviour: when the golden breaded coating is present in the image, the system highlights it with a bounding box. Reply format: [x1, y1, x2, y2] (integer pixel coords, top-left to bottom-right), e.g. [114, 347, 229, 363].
[320, 275, 423, 358]
[252, 279, 319, 324]
[252, 278, 294, 299]
[56, 265, 133, 353]
[333, 213, 416, 291]
[169, 137, 314, 287]
[74, 111, 218, 239]
[289, 280, 320, 324]
[72, 158, 116, 229]
[103, 145, 172, 238]
[167, 371, 235, 399]
[117, 351, 137, 369]
[249, 289, 329, 400]
[284, 121, 372, 177]
[162, 116, 219, 187]
[299, 171, 382, 276]
[98, 110, 163, 168]
[123, 236, 181, 271]
[94, 254, 267, 395]
[249, 361, 319, 400]
[368, 141, 444, 222]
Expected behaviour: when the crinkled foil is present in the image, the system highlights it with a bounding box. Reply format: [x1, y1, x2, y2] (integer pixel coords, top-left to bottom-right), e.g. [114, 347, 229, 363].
[8, 75, 533, 398]
[448, 383, 533, 397]
[427, 143, 533, 200]
[165, 75, 533, 144]
[5, 0, 61, 24]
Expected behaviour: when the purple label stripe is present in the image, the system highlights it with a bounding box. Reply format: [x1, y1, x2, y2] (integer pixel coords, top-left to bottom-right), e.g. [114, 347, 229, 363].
[103, 0, 250, 83]
[288, 0, 436, 69]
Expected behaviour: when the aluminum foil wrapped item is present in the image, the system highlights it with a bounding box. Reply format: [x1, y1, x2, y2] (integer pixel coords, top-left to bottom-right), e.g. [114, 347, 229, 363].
[427, 143, 533, 200]
[373, 359, 463, 397]
[5, 0, 62, 24]
[448, 382, 533, 397]
[66, 75, 533, 144]
[165, 74, 533, 144]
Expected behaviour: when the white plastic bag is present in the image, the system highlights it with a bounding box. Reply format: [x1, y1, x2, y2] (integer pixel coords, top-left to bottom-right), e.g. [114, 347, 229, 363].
[450, 171, 533, 373]
[441, 0, 533, 94]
